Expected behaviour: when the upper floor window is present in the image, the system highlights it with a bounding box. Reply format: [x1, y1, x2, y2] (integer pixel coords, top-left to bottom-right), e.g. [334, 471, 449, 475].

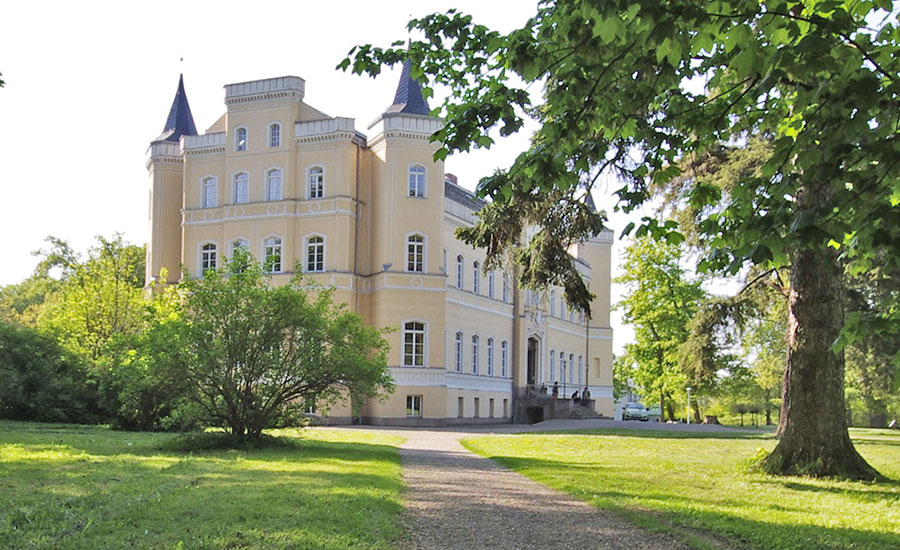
[501, 340, 509, 377]
[307, 166, 324, 199]
[201, 243, 217, 273]
[560, 351, 566, 381]
[233, 172, 249, 204]
[403, 321, 425, 367]
[406, 234, 425, 273]
[569, 354, 575, 384]
[266, 169, 282, 201]
[578, 356, 584, 386]
[486, 338, 495, 376]
[202, 177, 217, 208]
[550, 350, 556, 382]
[454, 331, 464, 373]
[306, 236, 324, 272]
[456, 255, 464, 289]
[264, 237, 282, 273]
[408, 164, 426, 198]
[235, 127, 247, 151]
[550, 290, 556, 316]
[268, 123, 281, 147]
[488, 271, 495, 299]
[472, 261, 480, 294]
[471, 335, 480, 375]
[502, 272, 510, 303]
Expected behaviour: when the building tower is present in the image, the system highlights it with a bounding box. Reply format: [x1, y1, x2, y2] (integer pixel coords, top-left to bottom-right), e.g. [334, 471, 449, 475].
[146, 75, 197, 285]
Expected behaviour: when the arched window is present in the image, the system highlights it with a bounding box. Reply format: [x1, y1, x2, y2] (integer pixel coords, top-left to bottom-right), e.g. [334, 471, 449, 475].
[233, 172, 249, 204]
[231, 239, 249, 254]
[266, 169, 282, 201]
[471, 335, 480, 374]
[501, 341, 509, 377]
[569, 354, 575, 384]
[488, 271, 495, 299]
[456, 255, 464, 289]
[264, 237, 282, 273]
[268, 122, 281, 147]
[307, 165, 324, 199]
[560, 352, 566, 384]
[454, 331, 464, 373]
[306, 236, 324, 272]
[202, 177, 217, 208]
[406, 234, 425, 272]
[403, 321, 425, 367]
[472, 261, 480, 294]
[235, 127, 247, 151]
[486, 338, 495, 376]
[550, 350, 556, 382]
[550, 290, 556, 316]
[408, 164, 426, 197]
[578, 355, 584, 385]
[200, 243, 217, 273]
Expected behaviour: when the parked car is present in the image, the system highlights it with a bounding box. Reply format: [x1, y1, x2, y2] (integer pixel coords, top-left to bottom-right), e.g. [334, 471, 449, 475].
[623, 402, 649, 421]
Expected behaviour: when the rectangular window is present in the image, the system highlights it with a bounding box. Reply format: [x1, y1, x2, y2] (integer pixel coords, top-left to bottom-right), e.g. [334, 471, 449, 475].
[472, 262, 480, 294]
[488, 271, 495, 299]
[454, 332, 463, 373]
[474, 397, 480, 418]
[471, 336, 479, 375]
[201, 244, 217, 272]
[202, 178, 217, 208]
[406, 395, 422, 417]
[308, 167, 324, 199]
[408, 165, 425, 197]
[269, 124, 281, 147]
[458, 396, 464, 418]
[234, 173, 248, 204]
[264, 238, 282, 273]
[306, 237, 324, 272]
[501, 341, 509, 378]
[489, 398, 495, 418]
[456, 256, 464, 289]
[404, 322, 425, 367]
[407, 235, 424, 272]
[267, 170, 282, 201]
[486, 338, 494, 376]
[503, 398, 508, 418]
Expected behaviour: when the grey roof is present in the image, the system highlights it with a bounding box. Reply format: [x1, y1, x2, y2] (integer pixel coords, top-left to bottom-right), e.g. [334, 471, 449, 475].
[585, 192, 597, 212]
[385, 61, 431, 116]
[159, 74, 198, 142]
[444, 179, 487, 210]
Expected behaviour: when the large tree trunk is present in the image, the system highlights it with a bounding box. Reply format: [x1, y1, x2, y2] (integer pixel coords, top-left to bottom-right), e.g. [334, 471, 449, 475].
[763, 242, 880, 480]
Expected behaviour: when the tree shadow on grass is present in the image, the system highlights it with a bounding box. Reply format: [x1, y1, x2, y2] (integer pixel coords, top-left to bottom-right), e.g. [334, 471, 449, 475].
[539, 427, 774, 441]
[474, 453, 900, 550]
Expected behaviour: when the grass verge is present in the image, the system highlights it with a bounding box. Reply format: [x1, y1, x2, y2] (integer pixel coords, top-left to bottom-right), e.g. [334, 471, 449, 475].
[462, 427, 900, 550]
[0, 421, 404, 549]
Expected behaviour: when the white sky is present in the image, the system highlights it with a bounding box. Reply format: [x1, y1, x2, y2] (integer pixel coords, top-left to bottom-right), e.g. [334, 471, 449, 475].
[0, 0, 640, 352]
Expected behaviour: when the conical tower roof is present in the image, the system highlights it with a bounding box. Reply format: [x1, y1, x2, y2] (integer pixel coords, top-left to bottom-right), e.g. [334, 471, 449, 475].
[385, 60, 431, 116]
[158, 74, 198, 142]
[585, 192, 597, 212]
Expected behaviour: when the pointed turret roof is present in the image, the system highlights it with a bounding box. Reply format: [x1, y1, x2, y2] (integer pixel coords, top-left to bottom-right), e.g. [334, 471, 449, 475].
[158, 74, 197, 142]
[585, 192, 597, 212]
[385, 60, 431, 116]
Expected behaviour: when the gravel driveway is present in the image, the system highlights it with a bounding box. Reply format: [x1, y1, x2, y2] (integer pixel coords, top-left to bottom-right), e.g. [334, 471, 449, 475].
[332, 419, 750, 549]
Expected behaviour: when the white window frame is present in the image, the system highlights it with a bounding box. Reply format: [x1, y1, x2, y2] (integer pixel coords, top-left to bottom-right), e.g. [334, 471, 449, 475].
[266, 168, 283, 201]
[456, 255, 464, 289]
[486, 338, 495, 377]
[454, 331, 464, 373]
[306, 165, 325, 199]
[231, 238, 249, 255]
[235, 126, 248, 152]
[578, 355, 584, 386]
[403, 320, 427, 367]
[232, 171, 249, 204]
[199, 242, 217, 274]
[406, 232, 426, 273]
[550, 350, 556, 382]
[406, 395, 423, 417]
[569, 353, 575, 384]
[501, 340, 509, 378]
[263, 235, 283, 273]
[201, 176, 217, 208]
[408, 163, 426, 198]
[305, 233, 325, 273]
[488, 270, 495, 299]
[550, 290, 556, 316]
[502, 272, 510, 303]
[471, 334, 480, 375]
[268, 122, 281, 148]
[472, 261, 480, 294]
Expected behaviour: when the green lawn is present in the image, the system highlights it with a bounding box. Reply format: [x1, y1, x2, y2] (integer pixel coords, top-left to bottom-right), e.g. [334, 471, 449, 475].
[462, 428, 900, 550]
[0, 421, 404, 549]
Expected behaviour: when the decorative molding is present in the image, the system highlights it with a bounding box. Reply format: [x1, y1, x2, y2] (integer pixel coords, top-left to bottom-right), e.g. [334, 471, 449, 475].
[183, 132, 226, 156]
[225, 76, 305, 105]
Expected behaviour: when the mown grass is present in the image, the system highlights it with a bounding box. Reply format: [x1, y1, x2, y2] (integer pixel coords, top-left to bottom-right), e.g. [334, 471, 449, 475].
[0, 421, 404, 549]
[462, 427, 900, 550]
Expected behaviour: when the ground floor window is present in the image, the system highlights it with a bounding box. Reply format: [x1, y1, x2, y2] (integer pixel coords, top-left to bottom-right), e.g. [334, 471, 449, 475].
[458, 396, 464, 418]
[503, 398, 509, 417]
[489, 398, 495, 418]
[474, 397, 480, 418]
[406, 395, 423, 417]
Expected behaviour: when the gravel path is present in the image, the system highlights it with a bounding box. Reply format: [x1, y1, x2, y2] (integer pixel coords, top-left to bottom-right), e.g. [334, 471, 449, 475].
[372, 420, 712, 549]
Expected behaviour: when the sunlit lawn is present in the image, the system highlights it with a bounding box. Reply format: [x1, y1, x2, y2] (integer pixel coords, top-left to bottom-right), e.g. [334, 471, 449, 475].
[0, 421, 404, 549]
[463, 427, 900, 550]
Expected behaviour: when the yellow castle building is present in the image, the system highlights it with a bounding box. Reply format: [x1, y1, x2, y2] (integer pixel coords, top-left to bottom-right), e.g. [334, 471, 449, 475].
[146, 67, 614, 425]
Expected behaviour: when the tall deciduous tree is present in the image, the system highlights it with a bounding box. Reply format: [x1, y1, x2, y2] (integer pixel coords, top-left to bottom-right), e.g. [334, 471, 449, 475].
[166, 251, 394, 441]
[615, 236, 705, 421]
[345, 0, 897, 479]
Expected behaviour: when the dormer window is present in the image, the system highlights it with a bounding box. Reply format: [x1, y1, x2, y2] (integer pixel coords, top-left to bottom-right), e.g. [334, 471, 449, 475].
[235, 127, 247, 151]
[268, 123, 281, 147]
[307, 166, 324, 199]
[408, 164, 426, 198]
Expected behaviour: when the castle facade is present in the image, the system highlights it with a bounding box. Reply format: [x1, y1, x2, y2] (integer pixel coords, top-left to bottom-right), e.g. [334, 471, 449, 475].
[146, 67, 614, 425]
